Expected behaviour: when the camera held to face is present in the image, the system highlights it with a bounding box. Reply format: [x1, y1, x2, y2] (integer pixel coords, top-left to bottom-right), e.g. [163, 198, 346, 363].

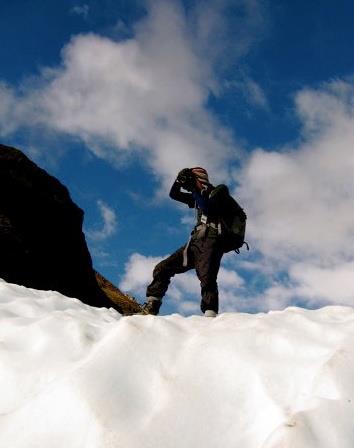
[177, 168, 195, 191]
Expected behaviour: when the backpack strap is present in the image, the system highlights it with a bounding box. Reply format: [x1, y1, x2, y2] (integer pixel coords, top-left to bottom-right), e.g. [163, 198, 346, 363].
[234, 241, 250, 254]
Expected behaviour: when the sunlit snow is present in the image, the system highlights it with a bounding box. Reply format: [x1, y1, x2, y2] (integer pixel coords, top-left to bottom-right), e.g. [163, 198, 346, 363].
[1, 278, 354, 447]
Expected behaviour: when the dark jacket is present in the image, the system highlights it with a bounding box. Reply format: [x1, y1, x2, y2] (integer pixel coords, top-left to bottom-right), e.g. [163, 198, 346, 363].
[169, 181, 230, 230]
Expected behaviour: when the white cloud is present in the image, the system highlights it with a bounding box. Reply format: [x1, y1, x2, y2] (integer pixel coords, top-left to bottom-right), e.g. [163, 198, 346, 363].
[0, 1, 249, 188]
[119, 253, 162, 298]
[231, 260, 354, 312]
[218, 266, 245, 288]
[238, 79, 354, 263]
[223, 76, 269, 111]
[232, 78, 354, 309]
[189, 0, 267, 67]
[248, 284, 297, 312]
[291, 262, 354, 306]
[180, 213, 196, 227]
[244, 78, 269, 109]
[70, 4, 90, 19]
[86, 200, 117, 241]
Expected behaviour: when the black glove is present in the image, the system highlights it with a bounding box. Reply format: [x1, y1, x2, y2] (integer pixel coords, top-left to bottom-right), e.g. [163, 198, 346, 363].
[177, 168, 191, 182]
[176, 168, 195, 191]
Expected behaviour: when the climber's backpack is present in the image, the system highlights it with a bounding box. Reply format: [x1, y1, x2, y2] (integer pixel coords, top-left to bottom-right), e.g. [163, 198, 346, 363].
[210, 186, 248, 254]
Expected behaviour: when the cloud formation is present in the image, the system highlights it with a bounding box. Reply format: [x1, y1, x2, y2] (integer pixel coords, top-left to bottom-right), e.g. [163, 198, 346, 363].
[70, 4, 90, 19]
[0, 1, 254, 187]
[86, 200, 117, 241]
[239, 79, 354, 262]
[234, 78, 354, 309]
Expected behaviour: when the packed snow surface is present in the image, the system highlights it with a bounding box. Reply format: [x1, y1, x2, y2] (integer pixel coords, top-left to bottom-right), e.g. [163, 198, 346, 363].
[1, 280, 354, 447]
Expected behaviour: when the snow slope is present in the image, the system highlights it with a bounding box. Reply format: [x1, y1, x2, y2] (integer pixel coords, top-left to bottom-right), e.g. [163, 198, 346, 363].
[1, 279, 354, 448]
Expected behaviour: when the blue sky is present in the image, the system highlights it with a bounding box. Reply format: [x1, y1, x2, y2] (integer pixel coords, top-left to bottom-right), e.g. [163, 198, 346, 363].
[1, 0, 354, 315]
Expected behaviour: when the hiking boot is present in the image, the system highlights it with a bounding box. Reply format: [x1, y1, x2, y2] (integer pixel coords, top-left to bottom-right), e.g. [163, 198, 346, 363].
[204, 310, 217, 317]
[139, 297, 162, 315]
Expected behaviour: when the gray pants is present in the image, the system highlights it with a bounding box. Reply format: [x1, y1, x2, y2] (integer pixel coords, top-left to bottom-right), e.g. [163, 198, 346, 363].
[146, 235, 224, 313]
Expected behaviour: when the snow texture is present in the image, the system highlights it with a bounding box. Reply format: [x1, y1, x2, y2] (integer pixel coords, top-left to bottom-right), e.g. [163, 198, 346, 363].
[1, 278, 354, 447]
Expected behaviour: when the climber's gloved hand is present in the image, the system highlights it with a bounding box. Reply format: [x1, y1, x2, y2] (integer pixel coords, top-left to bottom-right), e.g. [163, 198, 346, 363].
[176, 168, 194, 190]
[176, 168, 191, 183]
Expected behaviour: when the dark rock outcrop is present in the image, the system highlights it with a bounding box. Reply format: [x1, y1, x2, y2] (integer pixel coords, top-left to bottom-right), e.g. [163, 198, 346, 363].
[0, 143, 141, 314]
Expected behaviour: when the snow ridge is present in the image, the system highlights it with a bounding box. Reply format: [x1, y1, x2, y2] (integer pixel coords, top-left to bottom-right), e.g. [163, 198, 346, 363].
[1, 279, 354, 448]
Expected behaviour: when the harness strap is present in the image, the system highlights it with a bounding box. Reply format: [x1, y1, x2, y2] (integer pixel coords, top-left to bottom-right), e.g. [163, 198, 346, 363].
[201, 214, 208, 224]
[195, 222, 220, 232]
[182, 235, 192, 267]
[199, 212, 222, 235]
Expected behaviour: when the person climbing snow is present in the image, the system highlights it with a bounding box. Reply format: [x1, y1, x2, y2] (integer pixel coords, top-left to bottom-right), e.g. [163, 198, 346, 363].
[141, 167, 247, 317]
